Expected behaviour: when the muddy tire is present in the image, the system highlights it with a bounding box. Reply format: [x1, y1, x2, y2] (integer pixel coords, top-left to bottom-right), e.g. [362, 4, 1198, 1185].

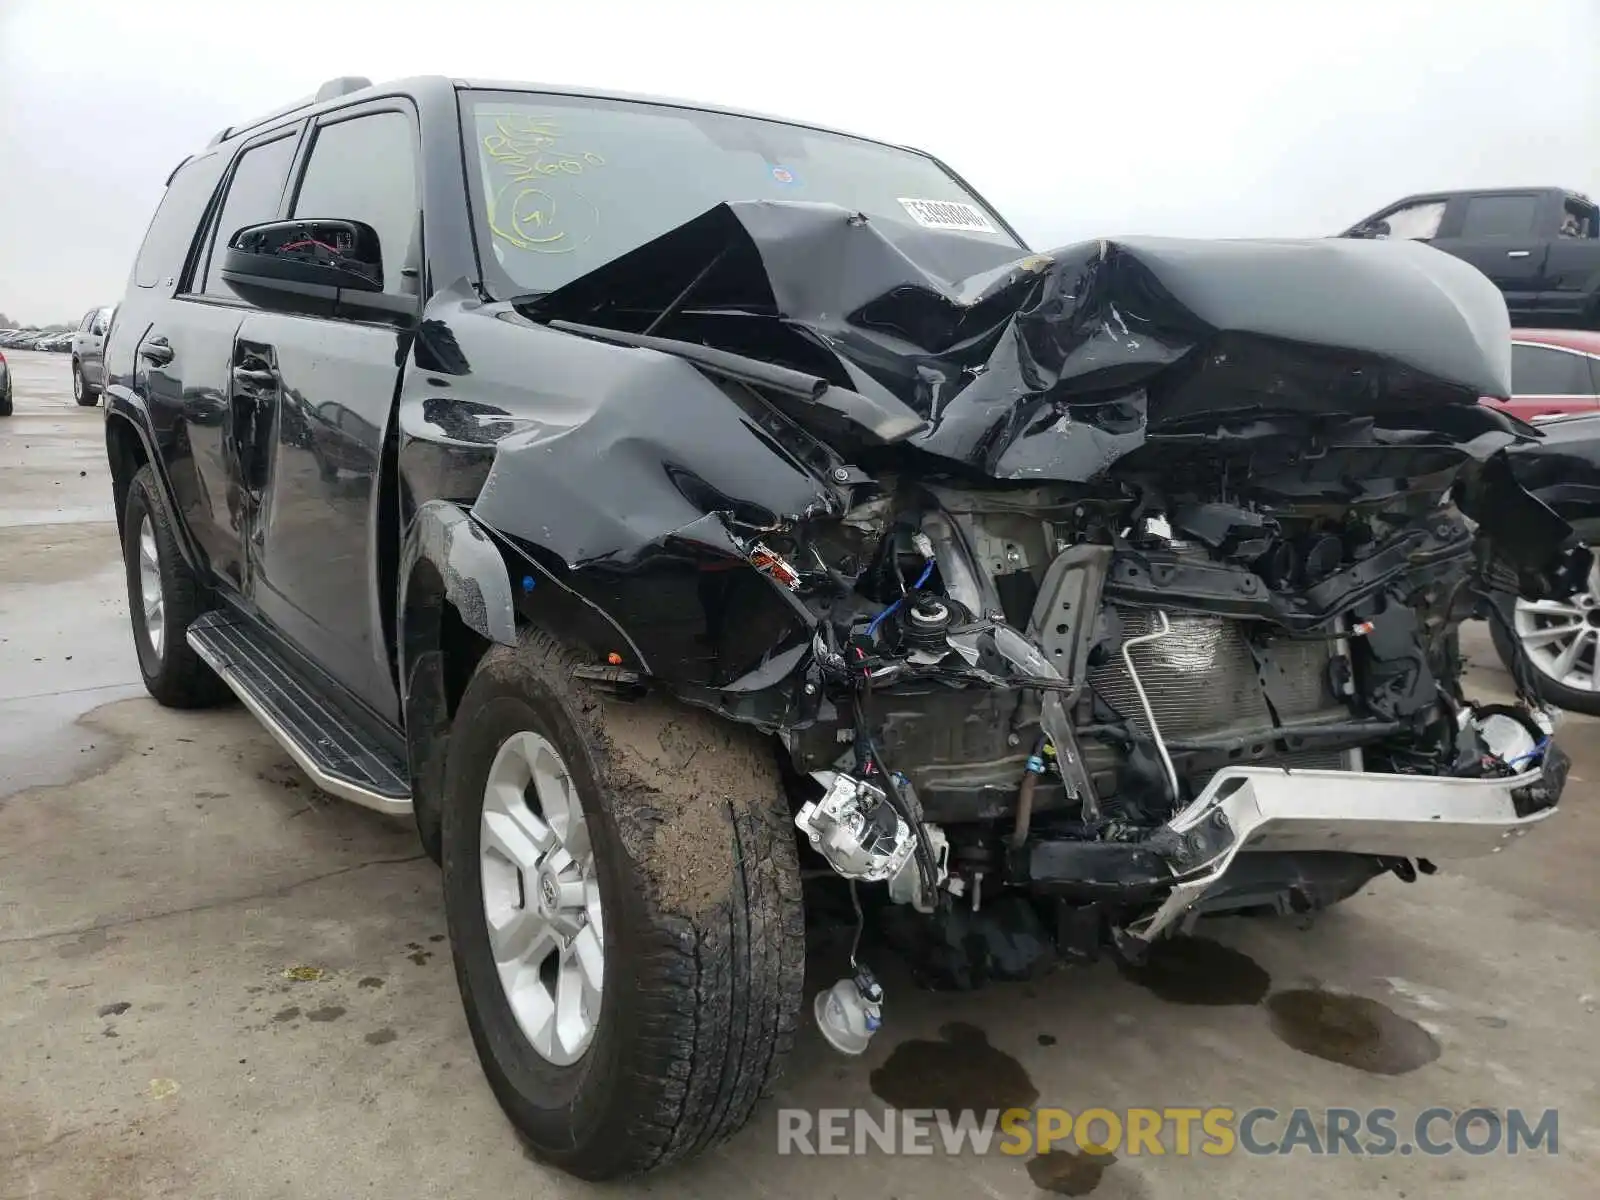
[440, 628, 805, 1180]
[122, 464, 229, 708]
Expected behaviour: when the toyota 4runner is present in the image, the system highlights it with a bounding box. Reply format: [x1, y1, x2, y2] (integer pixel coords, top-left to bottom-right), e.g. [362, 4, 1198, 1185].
[105, 74, 1579, 1180]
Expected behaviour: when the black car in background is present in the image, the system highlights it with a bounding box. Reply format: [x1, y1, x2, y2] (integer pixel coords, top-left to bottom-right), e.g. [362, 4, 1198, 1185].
[1344, 187, 1600, 330]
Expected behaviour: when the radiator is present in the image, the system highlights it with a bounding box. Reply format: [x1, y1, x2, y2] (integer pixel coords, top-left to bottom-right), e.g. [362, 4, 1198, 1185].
[1087, 609, 1351, 747]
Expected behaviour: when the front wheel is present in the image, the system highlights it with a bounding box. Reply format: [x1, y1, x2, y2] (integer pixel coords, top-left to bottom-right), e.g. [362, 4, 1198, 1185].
[1488, 563, 1600, 715]
[440, 630, 804, 1179]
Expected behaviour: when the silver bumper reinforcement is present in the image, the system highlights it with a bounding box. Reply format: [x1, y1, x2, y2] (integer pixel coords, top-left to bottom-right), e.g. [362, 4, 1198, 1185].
[1132, 764, 1558, 941]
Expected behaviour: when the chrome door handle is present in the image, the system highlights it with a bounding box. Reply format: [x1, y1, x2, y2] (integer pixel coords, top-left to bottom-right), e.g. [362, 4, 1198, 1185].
[1507, 250, 1532, 258]
[139, 337, 174, 366]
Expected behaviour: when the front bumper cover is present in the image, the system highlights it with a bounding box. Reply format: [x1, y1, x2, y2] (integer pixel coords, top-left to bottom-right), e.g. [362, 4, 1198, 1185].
[1021, 746, 1566, 941]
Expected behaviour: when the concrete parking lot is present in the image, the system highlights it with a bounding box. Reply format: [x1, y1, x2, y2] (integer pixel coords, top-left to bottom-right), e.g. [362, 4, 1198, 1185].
[2, 346, 1598, 1199]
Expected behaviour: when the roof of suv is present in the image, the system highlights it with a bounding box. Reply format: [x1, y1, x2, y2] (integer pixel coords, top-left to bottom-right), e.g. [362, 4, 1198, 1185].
[207, 74, 911, 159]
[453, 77, 902, 147]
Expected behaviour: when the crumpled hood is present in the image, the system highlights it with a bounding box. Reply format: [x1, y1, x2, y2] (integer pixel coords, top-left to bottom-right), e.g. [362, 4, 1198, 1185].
[525, 200, 1520, 482]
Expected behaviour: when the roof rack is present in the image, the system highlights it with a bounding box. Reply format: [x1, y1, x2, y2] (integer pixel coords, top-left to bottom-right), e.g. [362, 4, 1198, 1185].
[314, 76, 373, 102]
[205, 76, 374, 148]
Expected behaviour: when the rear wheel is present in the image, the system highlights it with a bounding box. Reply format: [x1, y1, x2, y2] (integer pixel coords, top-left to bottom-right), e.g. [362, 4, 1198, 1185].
[0, 375, 11, 417]
[72, 360, 99, 406]
[440, 629, 804, 1179]
[122, 465, 229, 708]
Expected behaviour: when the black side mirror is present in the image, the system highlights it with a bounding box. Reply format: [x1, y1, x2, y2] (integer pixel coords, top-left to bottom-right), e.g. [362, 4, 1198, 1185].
[224, 219, 383, 291]
[220, 219, 409, 315]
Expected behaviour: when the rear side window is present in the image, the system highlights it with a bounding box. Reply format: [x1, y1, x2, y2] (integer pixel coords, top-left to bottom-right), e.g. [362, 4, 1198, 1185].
[1561, 198, 1597, 239]
[133, 152, 226, 289]
[1512, 344, 1597, 395]
[198, 133, 300, 297]
[1459, 195, 1539, 239]
[78, 310, 96, 331]
[291, 110, 419, 293]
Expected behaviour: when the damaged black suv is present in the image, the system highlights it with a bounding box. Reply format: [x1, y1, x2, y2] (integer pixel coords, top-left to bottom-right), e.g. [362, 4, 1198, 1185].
[106, 75, 1579, 1179]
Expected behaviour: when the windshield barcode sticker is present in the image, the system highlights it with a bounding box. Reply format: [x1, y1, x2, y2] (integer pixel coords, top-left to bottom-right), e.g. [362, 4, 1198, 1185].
[897, 198, 998, 234]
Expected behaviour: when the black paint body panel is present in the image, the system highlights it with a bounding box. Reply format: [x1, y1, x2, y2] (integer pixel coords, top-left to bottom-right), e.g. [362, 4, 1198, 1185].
[100, 75, 1579, 779]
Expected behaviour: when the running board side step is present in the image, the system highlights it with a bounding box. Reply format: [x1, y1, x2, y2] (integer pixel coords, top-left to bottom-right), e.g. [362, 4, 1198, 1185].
[187, 612, 413, 815]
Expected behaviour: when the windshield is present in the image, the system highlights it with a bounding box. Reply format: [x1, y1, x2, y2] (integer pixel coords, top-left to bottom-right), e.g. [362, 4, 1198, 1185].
[461, 89, 1021, 297]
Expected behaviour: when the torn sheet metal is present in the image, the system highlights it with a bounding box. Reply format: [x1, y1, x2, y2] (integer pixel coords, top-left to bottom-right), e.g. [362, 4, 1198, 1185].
[398, 499, 518, 650]
[525, 200, 1526, 483]
[399, 292, 844, 569]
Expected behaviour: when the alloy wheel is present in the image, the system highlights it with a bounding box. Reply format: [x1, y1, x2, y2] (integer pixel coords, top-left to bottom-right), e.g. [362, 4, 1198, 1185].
[479, 730, 605, 1067]
[1513, 555, 1600, 693]
[135, 513, 165, 661]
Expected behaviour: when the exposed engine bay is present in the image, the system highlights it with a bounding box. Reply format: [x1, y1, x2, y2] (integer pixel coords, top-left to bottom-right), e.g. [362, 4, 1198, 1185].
[780, 479, 1567, 935]
[734, 440, 1575, 1029]
[437, 201, 1586, 1040]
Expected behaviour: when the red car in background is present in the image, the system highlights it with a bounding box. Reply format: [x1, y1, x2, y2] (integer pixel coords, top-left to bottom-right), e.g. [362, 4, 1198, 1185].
[1486, 328, 1600, 422]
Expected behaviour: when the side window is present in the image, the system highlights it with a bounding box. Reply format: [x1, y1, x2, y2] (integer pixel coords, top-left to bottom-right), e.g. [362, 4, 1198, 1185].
[291, 111, 419, 294]
[1560, 199, 1597, 239]
[133, 152, 226, 289]
[1459, 195, 1539, 239]
[197, 134, 299, 298]
[91, 309, 108, 335]
[1512, 345, 1595, 395]
[1382, 200, 1445, 240]
[78, 310, 96, 332]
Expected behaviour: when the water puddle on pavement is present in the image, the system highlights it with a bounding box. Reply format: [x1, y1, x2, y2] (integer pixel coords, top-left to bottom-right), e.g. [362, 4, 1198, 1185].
[868, 1021, 1038, 1111]
[1116, 936, 1271, 1006]
[1266, 988, 1441, 1074]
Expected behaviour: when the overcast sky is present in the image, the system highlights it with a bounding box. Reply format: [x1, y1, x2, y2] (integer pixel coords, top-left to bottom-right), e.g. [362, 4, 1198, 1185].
[2, 0, 1596, 323]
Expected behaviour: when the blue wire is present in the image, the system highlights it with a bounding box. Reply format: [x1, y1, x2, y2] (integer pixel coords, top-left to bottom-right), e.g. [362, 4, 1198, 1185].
[866, 560, 935, 638]
[1506, 736, 1550, 770]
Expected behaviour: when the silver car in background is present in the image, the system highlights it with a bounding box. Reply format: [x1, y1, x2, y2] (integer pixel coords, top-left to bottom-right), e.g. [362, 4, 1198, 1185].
[70, 305, 114, 406]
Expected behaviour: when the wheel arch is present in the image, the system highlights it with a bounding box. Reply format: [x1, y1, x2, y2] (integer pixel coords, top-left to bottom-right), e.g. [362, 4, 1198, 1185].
[398, 500, 519, 854]
[105, 393, 212, 573]
[106, 411, 152, 540]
